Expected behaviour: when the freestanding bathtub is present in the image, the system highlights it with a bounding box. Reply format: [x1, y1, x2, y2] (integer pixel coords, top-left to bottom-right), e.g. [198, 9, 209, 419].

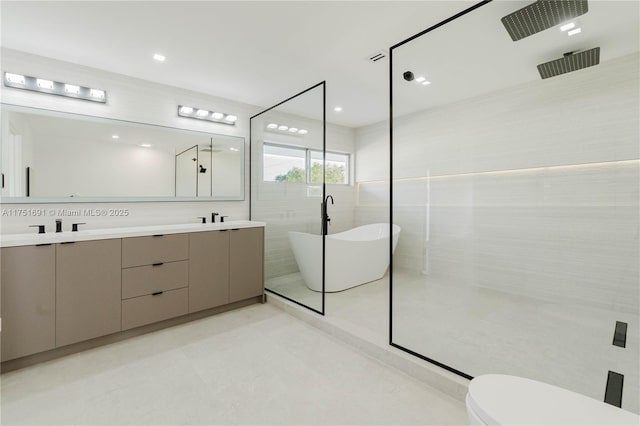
[288, 223, 401, 292]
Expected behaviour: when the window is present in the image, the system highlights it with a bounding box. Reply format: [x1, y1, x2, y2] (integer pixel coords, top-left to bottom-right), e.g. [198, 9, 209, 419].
[263, 144, 306, 183]
[263, 142, 350, 184]
[309, 150, 349, 184]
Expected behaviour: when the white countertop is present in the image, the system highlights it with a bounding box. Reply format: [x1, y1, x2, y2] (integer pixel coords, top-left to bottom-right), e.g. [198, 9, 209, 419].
[0, 220, 266, 248]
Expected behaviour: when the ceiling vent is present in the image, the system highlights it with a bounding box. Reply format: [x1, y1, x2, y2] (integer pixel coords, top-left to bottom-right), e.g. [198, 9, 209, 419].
[502, 0, 589, 41]
[537, 47, 600, 79]
[367, 50, 388, 63]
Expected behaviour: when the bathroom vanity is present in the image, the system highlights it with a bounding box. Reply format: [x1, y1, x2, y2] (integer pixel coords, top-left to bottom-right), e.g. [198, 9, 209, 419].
[0, 221, 265, 366]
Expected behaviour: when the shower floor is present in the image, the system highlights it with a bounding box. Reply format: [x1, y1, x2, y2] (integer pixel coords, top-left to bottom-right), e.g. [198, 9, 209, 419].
[266, 270, 639, 414]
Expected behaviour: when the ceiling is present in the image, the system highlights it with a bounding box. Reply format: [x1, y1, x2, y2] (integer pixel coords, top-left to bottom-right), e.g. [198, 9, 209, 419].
[1, 1, 638, 129]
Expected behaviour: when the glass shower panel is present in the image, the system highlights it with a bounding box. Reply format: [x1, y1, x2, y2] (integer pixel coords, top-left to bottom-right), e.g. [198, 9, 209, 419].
[251, 83, 326, 314]
[390, 1, 639, 412]
[175, 145, 198, 197]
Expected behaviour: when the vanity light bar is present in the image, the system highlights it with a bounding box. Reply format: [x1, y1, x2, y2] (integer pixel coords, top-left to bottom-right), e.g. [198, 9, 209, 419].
[177, 105, 237, 126]
[3, 72, 107, 103]
[265, 122, 308, 136]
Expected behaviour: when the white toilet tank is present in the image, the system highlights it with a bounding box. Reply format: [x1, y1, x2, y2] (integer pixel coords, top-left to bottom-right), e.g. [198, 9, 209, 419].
[466, 374, 639, 425]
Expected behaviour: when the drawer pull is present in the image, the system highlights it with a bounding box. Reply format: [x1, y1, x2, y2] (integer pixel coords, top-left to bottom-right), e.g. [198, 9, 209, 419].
[152, 262, 164, 266]
[152, 234, 164, 237]
[35, 243, 52, 247]
[60, 241, 76, 245]
[152, 291, 164, 296]
[219, 229, 229, 232]
[231, 228, 240, 231]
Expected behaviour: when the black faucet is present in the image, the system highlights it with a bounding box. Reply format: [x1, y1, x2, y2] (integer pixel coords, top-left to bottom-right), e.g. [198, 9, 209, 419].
[211, 212, 219, 223]
[29, 224, 46, 234]
[197, 216, 207, 224]
[72, 223, 86, 232]
[55, 219, 63, 233]
[322, 195, 334, 236]
[220, 215, 229, 223]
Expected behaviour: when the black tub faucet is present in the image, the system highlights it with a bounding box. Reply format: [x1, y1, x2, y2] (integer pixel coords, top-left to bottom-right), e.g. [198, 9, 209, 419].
[322, 195, 334, 236]
[55, 219, 63, 233]
[211, 212, 219, 223]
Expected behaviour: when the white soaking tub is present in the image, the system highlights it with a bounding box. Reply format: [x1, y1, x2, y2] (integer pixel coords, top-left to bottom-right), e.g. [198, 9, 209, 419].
[288, 223, 401, 292]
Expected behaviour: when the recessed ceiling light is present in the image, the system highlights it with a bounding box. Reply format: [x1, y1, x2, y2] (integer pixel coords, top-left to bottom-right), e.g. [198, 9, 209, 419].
[421, 81, 431, 86]
[196, 109, 209, 117]
[141, 144, 152, 148]
[560, 22, 576, 32]
[112, 135, 119, 139]
[211, 112, 224, 120]
[298, 129, 308, 135]
[153, 53, 166, 62]
[267, 123, 278, 129]
[289, 127, 299, 132]
[415, 76, 426, 83]
[334, 106, 343, 112]
[36, 79, 54, 89]
[89, 89, 105, 99]
[567, 28, 582, 36]
[224, 115, 237, 122]
[5, 73, 25, 85]
[278, 125, 289, 131]
[179, 106, 193, 114]
[64, 84, 80, 94]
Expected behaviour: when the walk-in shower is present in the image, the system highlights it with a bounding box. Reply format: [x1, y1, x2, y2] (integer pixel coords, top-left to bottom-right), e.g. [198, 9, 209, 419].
[385, 0, 639, 414]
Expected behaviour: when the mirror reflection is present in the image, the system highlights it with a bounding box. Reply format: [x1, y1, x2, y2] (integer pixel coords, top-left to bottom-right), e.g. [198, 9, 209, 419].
[0, 104, 244, 202]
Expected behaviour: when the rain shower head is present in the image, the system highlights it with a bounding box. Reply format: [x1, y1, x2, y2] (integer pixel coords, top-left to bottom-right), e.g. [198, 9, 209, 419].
[537, 47, 600, 79]
[501, 0, 589, 41]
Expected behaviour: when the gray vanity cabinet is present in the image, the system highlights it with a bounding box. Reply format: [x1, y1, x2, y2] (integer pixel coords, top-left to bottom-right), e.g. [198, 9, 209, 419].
[229, 227, 264, 303]
[188, 230, 230, 312]
[55, 239, 122, 347]
[0, 245, 56, 361]
[121, 234, 189, 330]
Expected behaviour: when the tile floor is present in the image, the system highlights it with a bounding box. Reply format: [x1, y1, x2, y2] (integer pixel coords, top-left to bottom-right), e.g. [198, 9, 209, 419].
[0, 303, 468, 425]
[267, 270, 639, 414]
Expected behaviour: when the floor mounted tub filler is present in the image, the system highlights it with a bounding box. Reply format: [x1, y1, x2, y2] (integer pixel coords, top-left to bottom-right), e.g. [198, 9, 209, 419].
[288, 223, 401, 292]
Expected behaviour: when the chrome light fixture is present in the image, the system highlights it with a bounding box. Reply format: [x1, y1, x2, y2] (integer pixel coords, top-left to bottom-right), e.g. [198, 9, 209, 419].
[177, 105, 237, 125]
[3, 72, 107, 103]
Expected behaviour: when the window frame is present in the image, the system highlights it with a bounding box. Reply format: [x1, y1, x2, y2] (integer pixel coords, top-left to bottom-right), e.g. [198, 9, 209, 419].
[263, 141, 350, 185]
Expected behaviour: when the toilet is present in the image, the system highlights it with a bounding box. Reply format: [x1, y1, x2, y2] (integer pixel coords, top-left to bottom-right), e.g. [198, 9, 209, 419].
[466, 374, 639, 425]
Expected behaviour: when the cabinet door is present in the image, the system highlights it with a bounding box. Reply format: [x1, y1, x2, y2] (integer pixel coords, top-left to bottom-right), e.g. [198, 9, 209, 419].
[1, 245, 55, 361]
[189, 231, 229, 312]
[56, 239, 121, 347]
[229, 227, 264, 303]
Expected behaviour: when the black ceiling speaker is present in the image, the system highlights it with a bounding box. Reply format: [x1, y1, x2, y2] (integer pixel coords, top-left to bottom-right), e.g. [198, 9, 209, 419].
[537, 47, 600, 79]
[502, 0, 589, 41]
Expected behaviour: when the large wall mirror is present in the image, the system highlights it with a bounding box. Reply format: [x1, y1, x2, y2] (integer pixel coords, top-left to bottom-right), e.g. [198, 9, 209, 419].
[0, 104, 245, 202]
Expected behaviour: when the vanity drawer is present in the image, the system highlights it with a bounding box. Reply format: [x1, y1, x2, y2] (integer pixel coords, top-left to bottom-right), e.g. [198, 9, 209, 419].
[121, 288, 188, 330]
[122, 234, 189, 268]
[122, 260, 188, 299]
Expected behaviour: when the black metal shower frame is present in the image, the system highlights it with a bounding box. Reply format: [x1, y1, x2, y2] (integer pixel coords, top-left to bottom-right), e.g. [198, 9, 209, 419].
[388, 0, 492, 381]
[249, 81, 327, 316]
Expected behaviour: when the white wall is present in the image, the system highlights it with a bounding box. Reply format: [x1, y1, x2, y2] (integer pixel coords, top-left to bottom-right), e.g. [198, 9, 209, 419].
[0, 48, 259, 233]
[30, 128, 176, 197]
[355, 53, 640, 313]
[211, 150, 242, 197]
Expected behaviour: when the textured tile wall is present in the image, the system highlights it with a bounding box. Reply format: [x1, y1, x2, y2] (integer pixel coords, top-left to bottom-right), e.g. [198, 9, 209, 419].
[355, 53, 639, 313]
